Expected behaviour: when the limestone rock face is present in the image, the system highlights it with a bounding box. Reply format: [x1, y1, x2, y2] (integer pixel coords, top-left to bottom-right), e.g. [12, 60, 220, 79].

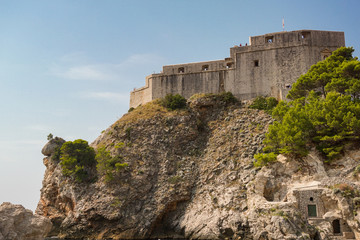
[41, 137, 65, 156]
[36, 96, 360, 239]
[0, 202, 52, 240]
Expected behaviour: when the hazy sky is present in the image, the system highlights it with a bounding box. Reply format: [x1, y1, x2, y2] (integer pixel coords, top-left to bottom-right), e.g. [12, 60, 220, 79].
[1, 0, 360, 211]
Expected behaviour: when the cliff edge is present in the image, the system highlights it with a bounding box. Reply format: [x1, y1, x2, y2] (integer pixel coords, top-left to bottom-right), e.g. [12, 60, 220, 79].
[36, 95, 360, 239]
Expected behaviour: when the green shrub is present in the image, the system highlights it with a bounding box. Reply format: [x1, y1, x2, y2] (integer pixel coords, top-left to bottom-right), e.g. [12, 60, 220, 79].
[160, 94, 187, 110]
[52, 146, 61, 162]
[47, 133, 53, 141]
[353, 165, 360, 177]
[249, 96, 278, 111]
[60, 139, 96, 182]
[253, 152, 277, 167]
[217, 91, 238, 104]
[115, 142, 125, 149]
[96, 147, 128, 182]
[128, 107, 135, 112]
[168, 175, 182, 184]
[125, 127, 132, 140]
[333, 183, 356, 198]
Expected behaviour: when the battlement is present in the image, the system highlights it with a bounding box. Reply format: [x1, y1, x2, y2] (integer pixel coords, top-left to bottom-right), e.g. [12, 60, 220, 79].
[251, 30, 344, 47]
[230, 30, 345, 57]
[162, 58, 234, 75]
[130, 30, 345, 108]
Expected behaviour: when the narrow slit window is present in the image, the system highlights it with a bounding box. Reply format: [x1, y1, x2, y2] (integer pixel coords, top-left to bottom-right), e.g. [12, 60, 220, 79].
[254, 60, 259, 67]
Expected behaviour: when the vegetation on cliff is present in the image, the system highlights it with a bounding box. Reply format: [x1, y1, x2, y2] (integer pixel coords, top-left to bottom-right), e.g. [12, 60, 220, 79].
[256, 47, 360, 165]
[96, 146, 128, 182]
[159, 93, 187, 110]
[60, 139, 96, 182]
[249, 96, 278, 112]
[38, 88, 360, 239]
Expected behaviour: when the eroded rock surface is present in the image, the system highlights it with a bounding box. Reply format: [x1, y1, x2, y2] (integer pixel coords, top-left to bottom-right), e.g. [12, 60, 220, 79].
[41, 137, 65, 156]
[0, 202, 52, 240]
[36, 96, 360, 239]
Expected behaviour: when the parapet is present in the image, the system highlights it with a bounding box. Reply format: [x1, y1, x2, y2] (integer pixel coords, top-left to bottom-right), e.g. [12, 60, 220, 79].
[230, 30, 345, 57]
[162, 58, 234, 75]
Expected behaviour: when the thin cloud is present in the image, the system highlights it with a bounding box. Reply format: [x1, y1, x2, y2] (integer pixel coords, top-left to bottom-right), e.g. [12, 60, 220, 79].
[122, 53, 165, 65]
[80, 91, 129, 103]
[49, 53, 166, 82]
[0, 140, 45, 146]
[61, 65, 114, 81]
[25, 124, 51, 132]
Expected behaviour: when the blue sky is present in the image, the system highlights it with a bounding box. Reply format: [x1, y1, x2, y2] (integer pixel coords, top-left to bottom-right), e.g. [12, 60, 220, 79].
[0, 0, 359, 211]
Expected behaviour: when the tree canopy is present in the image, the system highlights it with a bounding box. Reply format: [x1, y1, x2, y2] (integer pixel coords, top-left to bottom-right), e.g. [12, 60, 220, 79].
[60, 139, 96, 182]
[255, 47, 360, 165]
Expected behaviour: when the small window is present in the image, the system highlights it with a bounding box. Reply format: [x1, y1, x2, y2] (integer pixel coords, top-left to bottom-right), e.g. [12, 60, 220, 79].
[178, 67, 184, 73]
[226, 63, 233, 69]
[254, 60, 259, 67]
[202, 65, 209, 71]
[310, 197, 314, 201]
[301, 31, 310, 39]
[285, 84, 291, 89]
[265, 36, 274, 43]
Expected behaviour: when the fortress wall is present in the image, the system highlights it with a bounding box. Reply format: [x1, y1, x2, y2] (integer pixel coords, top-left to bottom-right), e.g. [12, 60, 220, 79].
[232, 45, 334, 101]
[229, 30, 345, 100]
[150, 70, 235, 100]
[309, 31, 345, 47]
[129, 76, 153, 108]
[230, 47, 277, 100]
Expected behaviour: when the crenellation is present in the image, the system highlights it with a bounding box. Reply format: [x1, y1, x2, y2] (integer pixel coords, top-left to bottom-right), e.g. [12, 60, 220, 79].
[162, 59, 229, 75]
[130, 29, 345, 108]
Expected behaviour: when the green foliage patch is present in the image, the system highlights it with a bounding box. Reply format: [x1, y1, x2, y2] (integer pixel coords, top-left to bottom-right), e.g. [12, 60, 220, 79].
[96, 147, 128, 182]
[259, 47, 360, 162]
[60, 139, 96, 182]
[249, 96, 278, 112]
[254, 152, 277, 167]
[217, 91, 238, 104]
[160, 94, 187, 110]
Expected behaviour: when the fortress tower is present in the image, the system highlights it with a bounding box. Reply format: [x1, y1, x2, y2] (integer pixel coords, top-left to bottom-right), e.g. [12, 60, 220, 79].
[130, 30, 345, 108]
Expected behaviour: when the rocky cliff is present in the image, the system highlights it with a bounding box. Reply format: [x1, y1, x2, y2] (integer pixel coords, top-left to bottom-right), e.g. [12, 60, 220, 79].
[0, 202, 52, 240]
[36, 95, 360, 239]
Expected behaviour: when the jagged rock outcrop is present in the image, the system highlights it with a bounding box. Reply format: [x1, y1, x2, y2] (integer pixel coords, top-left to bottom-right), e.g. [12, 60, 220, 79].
[41, 137, 65, 156]
[36, 95, 360, 239]
[0, 202, 52, 240]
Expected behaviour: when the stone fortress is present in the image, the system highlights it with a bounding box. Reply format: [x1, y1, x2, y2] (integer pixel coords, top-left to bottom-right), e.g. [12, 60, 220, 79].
[130, 30, 345, 108]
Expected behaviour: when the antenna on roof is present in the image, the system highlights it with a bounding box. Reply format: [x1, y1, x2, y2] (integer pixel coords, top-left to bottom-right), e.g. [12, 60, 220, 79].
[282, 17, 285, 32]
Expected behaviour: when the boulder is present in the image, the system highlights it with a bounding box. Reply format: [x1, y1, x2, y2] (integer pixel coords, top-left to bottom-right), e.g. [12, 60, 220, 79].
[0, 202, 52, 240]
[41, 137, 65, 156]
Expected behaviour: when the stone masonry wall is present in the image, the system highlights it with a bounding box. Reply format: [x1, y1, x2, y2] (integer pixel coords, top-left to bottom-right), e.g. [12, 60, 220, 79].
[130, 30, 345, 108]
[293, 189, 325, 219]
